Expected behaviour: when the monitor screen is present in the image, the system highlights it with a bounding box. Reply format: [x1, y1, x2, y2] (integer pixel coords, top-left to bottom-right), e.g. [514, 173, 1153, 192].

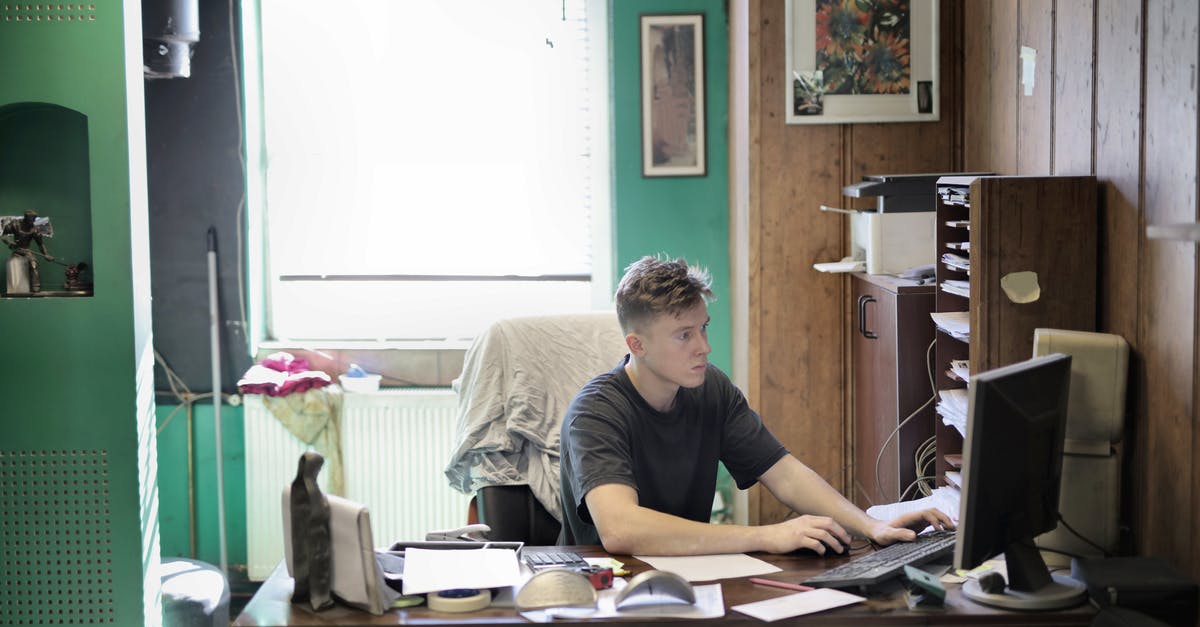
[953, 352, 1086, 610]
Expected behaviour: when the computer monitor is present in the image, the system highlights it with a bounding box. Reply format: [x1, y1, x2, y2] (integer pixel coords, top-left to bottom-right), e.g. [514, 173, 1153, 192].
[953, 353, 1087, 610]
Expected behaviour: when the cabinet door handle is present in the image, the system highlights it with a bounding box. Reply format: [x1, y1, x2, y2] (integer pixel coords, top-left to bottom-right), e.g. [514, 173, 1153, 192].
[858, 294, 878, 339]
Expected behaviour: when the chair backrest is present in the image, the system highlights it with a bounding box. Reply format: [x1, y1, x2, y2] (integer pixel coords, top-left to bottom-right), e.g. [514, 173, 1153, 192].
[476, 485, 562, 546]
[445, 312, 628, 544]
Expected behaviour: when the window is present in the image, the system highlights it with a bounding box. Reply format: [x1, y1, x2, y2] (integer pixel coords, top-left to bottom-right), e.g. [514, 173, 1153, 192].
[247, 1, 609, 342]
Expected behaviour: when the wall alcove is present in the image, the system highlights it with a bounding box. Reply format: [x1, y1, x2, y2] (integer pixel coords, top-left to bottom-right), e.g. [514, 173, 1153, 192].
[0, 102, 93, 296]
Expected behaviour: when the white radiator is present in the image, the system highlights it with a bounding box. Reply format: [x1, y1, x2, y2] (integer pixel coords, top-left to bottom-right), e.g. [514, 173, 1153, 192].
[243, 389, 470, 580]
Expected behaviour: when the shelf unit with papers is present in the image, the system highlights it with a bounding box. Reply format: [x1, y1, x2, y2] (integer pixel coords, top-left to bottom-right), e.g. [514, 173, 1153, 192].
[931, 175, 1098, 487]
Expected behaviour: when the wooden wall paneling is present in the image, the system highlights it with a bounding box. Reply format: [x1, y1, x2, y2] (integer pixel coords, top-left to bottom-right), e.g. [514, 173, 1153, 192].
[1093, 0, 1144, 559]
[747, 0, 764, 525]
[989, 1, 1020, 174]
[1140, 0, 1197, 569]
[752, 0, 847, 525]
[962, 1, 993, 172]
[1017, 0, 1053, 175]
[1053, 0, 1097, 176]
[825, 0, 962, 187]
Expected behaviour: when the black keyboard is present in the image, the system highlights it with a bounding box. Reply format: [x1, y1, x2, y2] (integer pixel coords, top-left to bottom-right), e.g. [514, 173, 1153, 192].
[522, 550, 590, 572]
[802, 530, 957, 589]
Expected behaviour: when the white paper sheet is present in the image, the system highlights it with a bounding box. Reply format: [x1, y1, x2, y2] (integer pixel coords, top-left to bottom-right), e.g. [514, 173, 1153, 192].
[731, 588, 865, 622]
[520, 581, 725, 623]
[634, 554, 781, 582]
[401, 547, 521, 595]
[865, 486, 961, 529]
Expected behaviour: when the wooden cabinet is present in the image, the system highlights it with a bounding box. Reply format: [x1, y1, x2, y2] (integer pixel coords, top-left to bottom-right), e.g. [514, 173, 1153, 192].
[851, 273, 936, 508]
[932, 176, 1098, 485]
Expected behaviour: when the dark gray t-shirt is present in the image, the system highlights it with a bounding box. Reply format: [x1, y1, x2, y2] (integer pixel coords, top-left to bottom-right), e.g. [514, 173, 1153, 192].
[559, 356, 788, 545]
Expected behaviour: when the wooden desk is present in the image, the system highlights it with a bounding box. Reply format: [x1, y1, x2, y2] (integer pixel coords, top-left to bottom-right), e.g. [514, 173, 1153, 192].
[234, 546, 1095, 626]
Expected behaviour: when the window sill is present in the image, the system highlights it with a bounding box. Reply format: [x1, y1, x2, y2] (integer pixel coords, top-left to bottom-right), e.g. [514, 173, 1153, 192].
[254, 339, 470, 388]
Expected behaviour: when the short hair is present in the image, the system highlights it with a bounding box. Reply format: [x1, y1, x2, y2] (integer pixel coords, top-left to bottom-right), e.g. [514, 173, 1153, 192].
[615, 255, 714, 333]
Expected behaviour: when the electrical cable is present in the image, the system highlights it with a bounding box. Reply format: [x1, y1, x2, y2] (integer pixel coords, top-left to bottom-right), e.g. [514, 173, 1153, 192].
[1056, 513, 1112, 557]
[913, 435, 937, 497]
[898, 474, 939, 502]
[874, 338, 936, 502]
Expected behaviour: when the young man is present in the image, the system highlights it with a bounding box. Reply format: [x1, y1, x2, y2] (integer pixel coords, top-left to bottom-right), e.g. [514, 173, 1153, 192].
[559, 256, 953, 555]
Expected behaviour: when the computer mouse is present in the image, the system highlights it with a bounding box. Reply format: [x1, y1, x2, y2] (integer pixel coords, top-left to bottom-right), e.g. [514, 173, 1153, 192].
[790, 538, 850, 557]
[613, 570, 696, 609]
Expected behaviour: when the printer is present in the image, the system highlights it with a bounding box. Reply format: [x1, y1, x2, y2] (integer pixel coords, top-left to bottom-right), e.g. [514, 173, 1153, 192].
[832, 173, 988, 275]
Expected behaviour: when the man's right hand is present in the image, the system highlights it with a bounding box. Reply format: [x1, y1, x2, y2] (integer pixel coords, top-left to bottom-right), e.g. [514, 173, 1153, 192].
[762, 515, 852, 555]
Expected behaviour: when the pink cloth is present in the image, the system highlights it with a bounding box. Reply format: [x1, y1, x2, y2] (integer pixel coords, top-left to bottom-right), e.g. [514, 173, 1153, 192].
[237, 352, 331, 397]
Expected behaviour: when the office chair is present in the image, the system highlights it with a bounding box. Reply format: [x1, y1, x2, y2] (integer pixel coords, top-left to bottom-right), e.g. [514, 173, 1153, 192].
[444, 312, 628, 545]
[1031, 328, 1130, 561]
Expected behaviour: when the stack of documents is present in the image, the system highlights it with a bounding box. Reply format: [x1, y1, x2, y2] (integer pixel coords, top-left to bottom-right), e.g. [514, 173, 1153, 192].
[945, 241, 970, 252]
[940, 280, 970, 298]
[941, 252, 970, 273]
[948, 359, 970, 383]
[936, 389, 968, 437]
[930, 311, 969, 340]
[938, 186, 970, 207]
[865, 486, 961, 528]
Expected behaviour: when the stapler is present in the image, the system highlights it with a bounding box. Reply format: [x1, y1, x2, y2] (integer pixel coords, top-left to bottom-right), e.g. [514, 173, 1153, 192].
[425, 523, 492, 542]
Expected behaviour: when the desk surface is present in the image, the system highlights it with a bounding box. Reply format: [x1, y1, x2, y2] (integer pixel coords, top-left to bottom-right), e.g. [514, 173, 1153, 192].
[233, 546, 1095, 626]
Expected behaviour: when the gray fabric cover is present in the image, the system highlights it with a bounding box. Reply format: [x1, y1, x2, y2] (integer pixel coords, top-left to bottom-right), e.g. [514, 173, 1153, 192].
[444, 312, 628, 522]
[161, 558, 229, 627]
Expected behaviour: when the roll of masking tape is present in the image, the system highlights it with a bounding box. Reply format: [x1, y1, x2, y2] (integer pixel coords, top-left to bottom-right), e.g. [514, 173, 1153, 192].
[428, 589, 490, 613]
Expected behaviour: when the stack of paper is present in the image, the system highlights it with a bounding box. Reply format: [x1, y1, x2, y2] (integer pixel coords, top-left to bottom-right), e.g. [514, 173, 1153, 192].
[949, 359, 970, 383]
[930, 311, 969, 340]
[936, 388, 968, 437]
[865, 486, 961, 528]
[940, 280, 970, 298]
[938, 186, 970, 206]
[941, 252, 970, 273]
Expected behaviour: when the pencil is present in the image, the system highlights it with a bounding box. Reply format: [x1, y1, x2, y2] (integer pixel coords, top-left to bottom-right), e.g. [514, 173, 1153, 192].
[748, 577, 815, 592]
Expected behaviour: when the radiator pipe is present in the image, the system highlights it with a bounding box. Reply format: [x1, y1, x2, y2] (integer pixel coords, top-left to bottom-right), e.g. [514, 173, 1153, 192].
[187, 400, 196, 558]
[208, 227, 228, 575]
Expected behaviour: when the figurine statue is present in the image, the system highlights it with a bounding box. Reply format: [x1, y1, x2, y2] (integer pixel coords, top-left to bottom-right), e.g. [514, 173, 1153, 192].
[2, 210, 54, 294]
[64, 262, 89, 292]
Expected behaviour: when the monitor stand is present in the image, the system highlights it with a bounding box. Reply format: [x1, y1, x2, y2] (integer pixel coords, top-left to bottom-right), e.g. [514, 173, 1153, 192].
[962, 541, 1087, 611]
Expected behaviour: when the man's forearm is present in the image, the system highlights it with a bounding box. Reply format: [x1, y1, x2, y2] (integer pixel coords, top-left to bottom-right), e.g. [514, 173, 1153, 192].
[761, 456, 879, 538]
[594, 504, 769, 556]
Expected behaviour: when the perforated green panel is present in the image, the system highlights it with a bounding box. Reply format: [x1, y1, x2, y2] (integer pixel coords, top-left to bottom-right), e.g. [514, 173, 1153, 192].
[0, 449, 116, 625]
[1, 0, 157, 623]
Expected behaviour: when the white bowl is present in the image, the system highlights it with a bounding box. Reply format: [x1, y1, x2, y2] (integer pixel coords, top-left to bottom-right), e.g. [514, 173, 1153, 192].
[339, 373, 381, 393]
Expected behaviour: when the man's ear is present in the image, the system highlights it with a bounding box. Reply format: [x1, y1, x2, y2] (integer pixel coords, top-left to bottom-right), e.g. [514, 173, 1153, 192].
[625, 332, 644, 357]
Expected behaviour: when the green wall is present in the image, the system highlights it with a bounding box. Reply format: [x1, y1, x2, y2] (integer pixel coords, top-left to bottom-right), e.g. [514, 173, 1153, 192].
[156, 403, 247, 567]
[0, 3, 158, 625]
[611, 0, 731, 371]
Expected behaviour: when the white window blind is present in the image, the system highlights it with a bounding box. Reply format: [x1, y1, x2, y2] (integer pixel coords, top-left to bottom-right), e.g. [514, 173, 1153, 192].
[256, 1, 605, 341]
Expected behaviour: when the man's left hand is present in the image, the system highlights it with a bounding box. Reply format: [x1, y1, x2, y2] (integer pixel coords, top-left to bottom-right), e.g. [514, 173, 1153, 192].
[867, 508, 955, 546]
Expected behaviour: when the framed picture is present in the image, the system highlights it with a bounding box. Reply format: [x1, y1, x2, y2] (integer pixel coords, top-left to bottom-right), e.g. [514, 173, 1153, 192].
[640, 13, 706, 177]
[785, 0, 938, 124]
